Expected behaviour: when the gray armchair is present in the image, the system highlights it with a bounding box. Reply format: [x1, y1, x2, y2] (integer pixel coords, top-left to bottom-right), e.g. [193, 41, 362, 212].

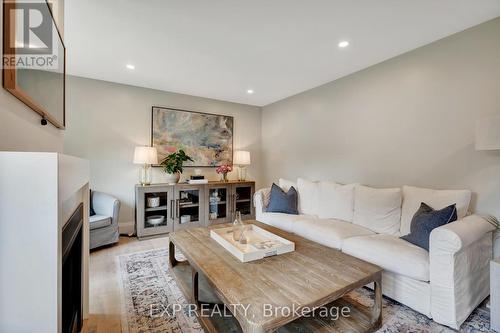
[90, 191, 120, 250]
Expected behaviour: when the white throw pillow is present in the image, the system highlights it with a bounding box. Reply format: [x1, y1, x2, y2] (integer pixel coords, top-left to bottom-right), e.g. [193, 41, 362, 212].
[317, 181, 355, 222]
[279, 178, 296, 192]
[400, 185, 471, 235]
[297, 178, 320, 215]
[353, 185, 402, 236]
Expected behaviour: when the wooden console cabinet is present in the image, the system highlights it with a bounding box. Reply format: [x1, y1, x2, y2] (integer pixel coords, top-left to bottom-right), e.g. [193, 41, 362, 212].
[135, 180, 255, 239]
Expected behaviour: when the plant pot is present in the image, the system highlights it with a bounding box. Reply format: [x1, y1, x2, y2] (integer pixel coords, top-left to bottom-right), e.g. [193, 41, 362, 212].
[165, 172, 180, 184]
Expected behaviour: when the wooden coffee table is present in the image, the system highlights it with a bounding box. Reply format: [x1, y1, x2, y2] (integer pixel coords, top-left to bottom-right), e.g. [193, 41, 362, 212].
[168, 221, 382, 333]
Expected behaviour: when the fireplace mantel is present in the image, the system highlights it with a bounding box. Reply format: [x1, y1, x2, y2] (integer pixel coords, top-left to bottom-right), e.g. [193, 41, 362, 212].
[0, 152, 90, 333]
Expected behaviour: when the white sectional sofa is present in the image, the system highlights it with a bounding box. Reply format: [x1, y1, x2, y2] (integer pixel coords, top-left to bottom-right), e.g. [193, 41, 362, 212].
[254, 178, 495, 329]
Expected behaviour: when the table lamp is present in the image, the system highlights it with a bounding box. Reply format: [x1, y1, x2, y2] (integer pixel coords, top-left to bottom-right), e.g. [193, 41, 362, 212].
[234, 150, 251, 181]
[133, 146, 158, 185]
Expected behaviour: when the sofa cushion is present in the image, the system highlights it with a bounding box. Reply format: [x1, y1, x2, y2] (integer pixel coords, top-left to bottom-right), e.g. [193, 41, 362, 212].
[279, 178, 296, 192]
[401, 186, 471, 235]
[297, 178, 319, 215]
[257, 212, 307, 233]
[401, 203, 457, 251]
[89, 215, 112, 230]
[354, 185, 402, 235]
[342, 234, 430, 281]
[267, 183, 298, 214]
[293, 218, 375, 250]
[317, 181, 355, 222]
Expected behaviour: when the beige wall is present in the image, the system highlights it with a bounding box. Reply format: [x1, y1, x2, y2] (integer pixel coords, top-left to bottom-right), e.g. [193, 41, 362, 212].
[261, 18, 500, 219]
[0, 0, 64, 153]
[64, 76, 262, 233]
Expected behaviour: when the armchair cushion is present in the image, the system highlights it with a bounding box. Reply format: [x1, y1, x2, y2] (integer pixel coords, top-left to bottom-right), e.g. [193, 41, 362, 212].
[89, 215, 112, 230]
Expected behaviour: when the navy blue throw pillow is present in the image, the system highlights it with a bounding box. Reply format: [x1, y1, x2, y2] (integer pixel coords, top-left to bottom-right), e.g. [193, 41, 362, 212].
[267, 183, 299, 215]
[401, 202, 457, 251]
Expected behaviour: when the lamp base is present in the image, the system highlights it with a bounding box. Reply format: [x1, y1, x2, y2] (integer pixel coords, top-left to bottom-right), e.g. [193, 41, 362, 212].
[139, 164, 152, 185]
[237, 166, 247, 181]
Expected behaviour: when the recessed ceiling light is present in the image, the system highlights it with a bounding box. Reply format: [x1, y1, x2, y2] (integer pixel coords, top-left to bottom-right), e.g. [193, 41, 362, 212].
[126, 64, 135, 70]
[338, 41, 350, 48]
[247, 89, 254, 94]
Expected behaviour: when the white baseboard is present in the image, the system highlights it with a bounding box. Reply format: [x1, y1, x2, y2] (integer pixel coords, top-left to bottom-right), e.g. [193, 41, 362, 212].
[119, 221, 135, 236]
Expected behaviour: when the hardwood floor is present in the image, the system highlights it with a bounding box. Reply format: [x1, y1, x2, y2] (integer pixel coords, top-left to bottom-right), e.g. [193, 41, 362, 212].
[83, 235, 169, 333]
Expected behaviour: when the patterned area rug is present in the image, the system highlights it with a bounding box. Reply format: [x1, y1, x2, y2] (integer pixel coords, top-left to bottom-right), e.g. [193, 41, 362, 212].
[118, 247, 492, 333]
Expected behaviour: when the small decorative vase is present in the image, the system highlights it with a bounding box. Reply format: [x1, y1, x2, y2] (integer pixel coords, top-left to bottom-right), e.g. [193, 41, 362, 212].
[239, 225, 248, 244]
[232, 211, 244, 242]
[222, 173, 228, 182]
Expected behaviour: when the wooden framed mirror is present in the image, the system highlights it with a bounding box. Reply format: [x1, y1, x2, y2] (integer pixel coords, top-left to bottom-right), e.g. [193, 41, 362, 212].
[2, 0, 66, 129]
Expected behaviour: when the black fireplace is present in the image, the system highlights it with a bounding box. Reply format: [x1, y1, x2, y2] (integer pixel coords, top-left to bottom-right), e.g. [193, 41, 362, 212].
[62, 203, 83, 333]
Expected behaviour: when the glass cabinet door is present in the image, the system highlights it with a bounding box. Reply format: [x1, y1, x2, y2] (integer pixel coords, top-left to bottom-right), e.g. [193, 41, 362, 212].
[144, 191, 169, 229]
[232, 183, 255, 220]
[136, 185, 174, 239]
[174, 185, 205, 230]
[206, 185, 231, 225]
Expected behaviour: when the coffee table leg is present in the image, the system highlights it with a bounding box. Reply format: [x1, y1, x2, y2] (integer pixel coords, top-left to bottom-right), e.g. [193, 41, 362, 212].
[169, 240, 178, 268]
[192, 268, 200, 306]
[371, 275, 382, 327]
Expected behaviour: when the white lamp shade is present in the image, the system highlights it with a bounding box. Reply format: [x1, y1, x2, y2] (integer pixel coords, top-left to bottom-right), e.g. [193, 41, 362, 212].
[476, 117, 500, 151]
[133, 146, 158, 164]
[234, 150, 251, 165]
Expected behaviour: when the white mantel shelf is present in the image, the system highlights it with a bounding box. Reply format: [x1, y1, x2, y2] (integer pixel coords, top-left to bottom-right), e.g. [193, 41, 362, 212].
[0, 152, 90, 333]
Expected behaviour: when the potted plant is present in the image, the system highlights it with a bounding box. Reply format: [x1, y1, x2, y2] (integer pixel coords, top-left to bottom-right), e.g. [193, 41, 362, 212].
[160, 149, 194, 184]
[486, 216, 500, 258]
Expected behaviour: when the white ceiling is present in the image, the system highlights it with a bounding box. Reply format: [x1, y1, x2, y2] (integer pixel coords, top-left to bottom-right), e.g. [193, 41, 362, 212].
[65, 1, 500, 106]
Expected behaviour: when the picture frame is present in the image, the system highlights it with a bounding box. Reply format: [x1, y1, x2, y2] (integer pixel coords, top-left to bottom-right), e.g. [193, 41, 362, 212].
[2, 0, 66, 129]
[151, 106, 234, 167]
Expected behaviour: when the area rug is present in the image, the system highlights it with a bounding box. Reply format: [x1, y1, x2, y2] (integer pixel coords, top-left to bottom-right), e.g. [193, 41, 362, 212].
[118, 247, 492, 333]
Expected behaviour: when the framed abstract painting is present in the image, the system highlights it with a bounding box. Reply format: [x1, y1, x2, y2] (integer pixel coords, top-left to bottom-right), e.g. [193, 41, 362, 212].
[151, 106, 234, 167]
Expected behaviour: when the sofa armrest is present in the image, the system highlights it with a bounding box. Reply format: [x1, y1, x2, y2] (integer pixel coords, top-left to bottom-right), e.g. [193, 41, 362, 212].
[92, 191, 121, 224]
[429, 215, 495, 328]
[253, 187, 271, 219]
[430, 215, 495, 253]
[430, 215, 495, 254]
